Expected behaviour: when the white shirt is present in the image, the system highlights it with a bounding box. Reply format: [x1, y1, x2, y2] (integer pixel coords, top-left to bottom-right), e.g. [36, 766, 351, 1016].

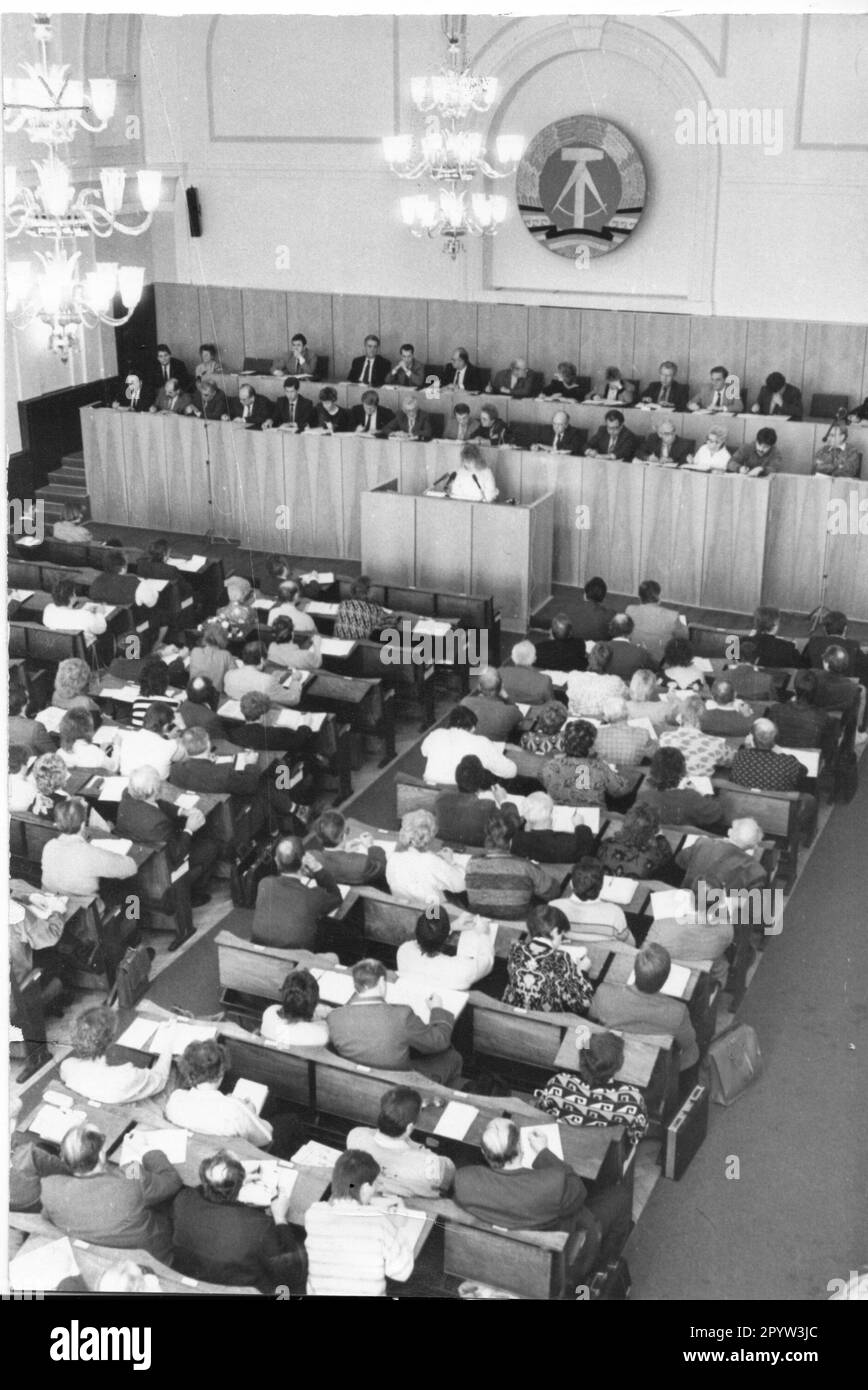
[396, 931, 495, 990]
[60, 1051, 172, 1104]
[261, 1007, 330, 1049]
[385, 848, 466, 908]
[164, 1083, 273, 1147]
[345, 1127, 454, 1199]
[267, 602, 316, 633]
[58, 741, 118, 772]
[117, 728, 178, 780]
[549, 895, 631, 942]
[690, 443, 731, 472]
[43, 604, 107, 642]
[420, 728, 517, 785]
[448, 467, 499, 503]
[9, 773, 36, 813]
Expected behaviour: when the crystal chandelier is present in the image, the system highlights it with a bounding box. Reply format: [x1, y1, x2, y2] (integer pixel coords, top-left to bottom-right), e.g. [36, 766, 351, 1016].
[3, 15, 159, 357]
[384, 16, 523, 259]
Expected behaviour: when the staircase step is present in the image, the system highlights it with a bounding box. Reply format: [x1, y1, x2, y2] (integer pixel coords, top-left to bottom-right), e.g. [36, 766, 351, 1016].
[36, 484, 89, 503]
[61, 451, 85, 468]
[48, 467, 88, 486]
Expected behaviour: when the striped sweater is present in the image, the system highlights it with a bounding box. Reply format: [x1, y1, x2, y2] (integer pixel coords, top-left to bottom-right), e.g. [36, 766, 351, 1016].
[304, 1201, 414, 1297]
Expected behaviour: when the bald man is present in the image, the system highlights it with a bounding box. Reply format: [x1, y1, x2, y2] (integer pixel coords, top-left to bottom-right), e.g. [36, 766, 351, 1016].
[534, 614, 589, 673]
[699, 679, 754, 737]
[729, 720, 816, 840]
[116, 764, 219, 917]
[531, 409, 583, 455]
[499, 642, 555, 706]
[460, 668, 523, 742]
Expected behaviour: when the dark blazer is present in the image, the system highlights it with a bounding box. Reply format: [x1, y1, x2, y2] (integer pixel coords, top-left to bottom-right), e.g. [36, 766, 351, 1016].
[570, 602, 616, 644]
[89, 572, 141, 607]
[455, 1148, 587, 1233]
[153, 387, 194, 415]
[434, 792, 496, 848]
[539, 425, 584, 455]
[607, 639, 656, 681]
[316, 405, 353, 434]
[800, 633, 866, 680]
[229, 394, 273, 429]
[228, 720, 312, 757]
[150, 356, 190, 392]
[114, 382, 155, 412]
[441, 362, 487, 392]
[386, 409, 434, 442]
[540, 380, 586, 401]
[251, 870, 342, 949]
[304, 838, 388, 886]
[754, 383, 803, 420]
[742, 632, 801, 669]
[328, 997, 456, 1071]
[169, 756, 261, 798]
[534, 636, 588, 673]
[172, 1187, 304, 1295]
[41, 1153, 182, 1264]
[699, 706, 753, 737]
[488, 368, 543, 398]
[636, 432, 693, 464]
[270, 394, 317, 431]
[641, 380, 690, 411]
[459, 693, 522, 742]
[189, 387, 230, 420]
[511, 825, 595, 865]
[469, 420, 512, 447]
[116, 792, 190, 866]
[586, 425, 639, 461]
[350, 403, 396, 436]
[178, 700, 227, 738]
[348, 353, 391, 387]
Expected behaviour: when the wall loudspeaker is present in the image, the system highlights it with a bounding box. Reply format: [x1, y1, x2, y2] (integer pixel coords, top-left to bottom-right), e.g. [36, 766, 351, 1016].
[185, 185, 202, 238]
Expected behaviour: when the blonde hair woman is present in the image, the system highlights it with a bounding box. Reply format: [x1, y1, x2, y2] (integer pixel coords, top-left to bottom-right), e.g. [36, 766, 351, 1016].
[385, 809, 466, 908]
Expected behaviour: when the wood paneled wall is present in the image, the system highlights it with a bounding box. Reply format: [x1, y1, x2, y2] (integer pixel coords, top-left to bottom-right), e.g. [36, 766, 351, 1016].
[154, 282, 868, 412]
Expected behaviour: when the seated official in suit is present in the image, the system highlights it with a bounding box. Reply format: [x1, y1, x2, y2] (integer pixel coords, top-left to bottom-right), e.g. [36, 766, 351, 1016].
[624, 580, 688, 664]
[550, 858, 632, 944]
[223, 640, 305, 708]
[469, 403, 511, 447]
[385, 392, 433, 441]
[800, 611, 867, 684]
[535, 1031, 649, 1146]
[150, 377, 193, 415]
[42, 797, 139, 898]
[396, 908, 496, 993]
[658, 694, 735, 777]
[60, 1005, 173, 1103]
[112, 372, 154, 412]
[89, 548, 161, 610]
[586, 365, 636, 406]
[728, 427, 783, 476]
[286, 332, 317, 379]
[509, 791, 596, 864]
[700, 679, 754, 737]
[584, 409, 639, 461]
[591, 942, 699, 1070]
[487, 357, 543, 398]
[434, 754, 499, 847]
[386, 343, 425, 389]
[448, 443, 498, 501]
[316, 386, 352, 433]
[172, 1151, 306, 1296]
[640, 361, 689, 412]
[531, 408, 583, 455]
[814, 425, 862, 478]
[465, 812, 562, 921]
[446, 401, 476, 442]
[150, 342, 190, 393]
[636, 418, 693, 466]
[251, 837, 342, 949]
[441, 347, 486, 392]
[500, 641, 555, 705]
[503, 903, 593, 1014]
[534, 614, 588, 673]
[329, 956, 463, 1086]
[261, 968, 332, 1050]
[166, 1040, 275, 1148]
[53, 501, 94, 545]
[606, 614, 656, 681]
[117, 764, 220, 921]
[42, 1124, 182, 1266]
[461, 666, 522, 741]
[385, 808, 467, 907]
[334, 575, 391, 640]
[348, 334, 391, 387]
[350, 389, 395, 436]
[567, 644, 629, 719]
[539, 361, 586, 401]
[752, 371, 803, 420]
[596, 802, 676, 883]
[421, 705, 518, 786]
[637, 747, 726, 831]
[572, 576, 616, 643]
[688, 365, 740, 413]
[304, 1150, 415, 1297]
[230, 384, 272, 429]
[742, 606, 800, 668]
[263, 377, 317, 432]
[689, 426, 731, 471]
[308, 809, 388, 885]
[347, 1086, 456, 1199]
[454, 1117, 632, 1280]
[169, 726, 263, 799]
[594, 695, 656, 765]
[179, 676, 228, 739]
[540, 719, 633, 808]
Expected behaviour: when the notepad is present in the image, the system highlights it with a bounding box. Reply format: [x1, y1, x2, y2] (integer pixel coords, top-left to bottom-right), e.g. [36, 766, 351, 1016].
[89, 775, 129, 802]
[30, 1103, 87, 1143]
[116, 1017, 160, 1051]
[26, 891, 68, 919]
[518, 1124, 564, 1167]
[157, 644, 188, 664]
[310, 969, 356, 1005]
[600, 875, 639, 905]
[98, 684, 140, 702]
[680, 775, 714, 796]
[174, 792, 199, 811]
[694, 657, 714, 673]
[627, 961, 692, 999]
[413, 619, 452, 639]
[170, 554, 207, 572]
[541, 669, 569, 687]
[778, 746, 819, 777]
[34, 706, 67, 733]
[233, 1078, 268, 1114]
[433, 1100, 478, 1140]
[681, 834, 700, 850]
[273, 708, 327, 731]
[305, 601, 340, 617]
[319, 637, 355, 658]
[119, 1127, 188, 1166]
[234, 751, 259, 770]
[650, 888, 695, 921]
[300, 571, 334, 586]
[154, 1019, 220, 1053]
[281, 669, 313, 688]
[9, 1237, 80, 1292]
[292, 1140, 342, 1169]
[627, 717, 657, 739]
[239, 1161, 298, 1207]
[90, 837, 133, 855]
[550, 805, 601, 833]
[218, 699, 243, 720]
[386, 979, 468, 1023]
[9, 589, 35, 603]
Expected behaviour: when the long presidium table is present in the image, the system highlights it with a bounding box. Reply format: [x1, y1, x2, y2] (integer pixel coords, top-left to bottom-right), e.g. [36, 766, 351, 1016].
[82, 406, 868, 622]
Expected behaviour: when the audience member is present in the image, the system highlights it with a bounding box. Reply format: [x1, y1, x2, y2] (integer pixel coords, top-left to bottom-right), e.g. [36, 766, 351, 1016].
[534, 614, 588, 673]
[699, 679, 754, 736]
[658, 694, 735, 776]
[567, 643, 629, 717]
[396, 907, 496, 990]
[304, 1150, 415, 1296]
[461, 666, 522, 741]
[41, 798, 138, 897]
[743, 606, 800, 668]
[590, 942, 699, 1070]
[329, 958, 462, 1085]
[624, 580, 689, 662]
[421, 706, 517, 785]
[347, 1087, 456, 1198]
[499, 641, 554, 706]
[434, 755, 498, 846]
[166, 1039, 275, 1147]
[539, 719, 633, 807]
[596, 803, 676, 883]
[385, 808, 466, 907]
[637, 747, 725, 830]
[535, 1032, 648, 1146]
[594, 695, 656, 765]
[251, 837, 341, 948]
[261, 969, 331, 1049]
[465, 812, 561, 920]
[60, 1006, 172, 1102]
[550, 858, 632, 943]
[503, 904, 593, 1014]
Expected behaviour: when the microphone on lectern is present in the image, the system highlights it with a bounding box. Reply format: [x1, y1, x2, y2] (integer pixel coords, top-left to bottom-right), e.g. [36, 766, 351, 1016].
[472, 473, 485, 497]
[432, 470, 457, 489]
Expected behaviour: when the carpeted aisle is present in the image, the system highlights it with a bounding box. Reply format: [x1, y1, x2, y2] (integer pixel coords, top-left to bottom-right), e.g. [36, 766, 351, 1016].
[626, 772, 868, 1301]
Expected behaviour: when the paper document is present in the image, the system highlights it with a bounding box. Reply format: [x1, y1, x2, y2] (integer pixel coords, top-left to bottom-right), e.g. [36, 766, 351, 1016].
[694, 657, 714, 673]
[320, 638, 355, 658]
[88, 775, 129, 802]
[34, 706, 67, 733]
[9, 1237, 80, 1293]
[516, 704, 531, 717]
[218, 699, 243, 720]
[90, 837, 133, 856]
[550, 805, 601, 834]
[98, 684, 139, 702]
[300, 571, 334, 585]
[433, 1101, 478, 1141]
[304, 601, 340, 617]
[174, 792, 199, 811]
[681, 834, 700, 850]
[413, 619, 452, 638]
[30, 1103, 87, 1143]
[650, 888, 695, 921]
[681, 775, 714, 796]
[273, 708, 327, 731]
[233, 1078, 268, 1114]
[778, 747, 819, 777]
[170, 554, 207, 572]
[311, 970, 356, 1005]
[519, 1124, 564, 1166]
[239, 1161, 298, 1207]
[253, 597, 276, 611]
[600, 875, 639, 905]
[26, 892, 68, 919]
[116, 1017, 159, 1051]
[9, 589, 35, 603]
[627, 717, 658, 739]
[151, 1019, 220, 1053]
[541, 669, 569, 688]
[386, 979, 468, 1022]
[628, 962, 692, 999]
[119, 1127, 189, 1166]
[292, 1140, 342, 1169]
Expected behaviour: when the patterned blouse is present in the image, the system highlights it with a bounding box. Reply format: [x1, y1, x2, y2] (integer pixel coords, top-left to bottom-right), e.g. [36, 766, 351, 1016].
[535, 1072, 648, 1146]
[503, 937, 592, 1016]
[539, 754, 631, 807]
[658, 726, 734, 777]
[520, 729, 566, 756]
[334, 599, 390, 641]
[596, 833, 674, 880]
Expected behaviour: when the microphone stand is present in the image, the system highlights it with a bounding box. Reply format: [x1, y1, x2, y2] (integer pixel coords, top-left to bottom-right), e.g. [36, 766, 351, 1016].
[200, 412, 240, 547]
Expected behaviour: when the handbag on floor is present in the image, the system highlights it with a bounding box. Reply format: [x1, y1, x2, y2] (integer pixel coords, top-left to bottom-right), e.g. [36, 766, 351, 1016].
[703, 1023, 762, 1106]
[108, 943, 152, 1011]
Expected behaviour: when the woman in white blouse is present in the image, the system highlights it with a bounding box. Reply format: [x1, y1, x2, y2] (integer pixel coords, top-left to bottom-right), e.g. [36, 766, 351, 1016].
[165, 1038, 273, 1147]
[261, 968, 331, 1049]
[448, 444, 499, 503]
[43, 577, 107, 646]
[396, 908, 495, 991]
[60, 1006, 172, 1104]
[385, 809, 466, 908]
[57, 709, 118, 772]
[689, 427, 731, 472]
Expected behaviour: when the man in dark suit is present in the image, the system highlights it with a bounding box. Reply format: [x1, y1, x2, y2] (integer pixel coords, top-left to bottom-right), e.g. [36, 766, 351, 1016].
[801, 613, 867, 683]
[150, 343, 190, 393]
[441, 348, 486, 392]
[251, 837, 341, 949]
[264, 377, 317, 432]
[89, 549, 161, 612]
[571, 577, 616, 643]
[742, 607, 800, 668]
[752, 372, 803, 420]
[460, 667, 522, 742]
[228, 690, 315, 761]
[509, 795, 596, 865]
[188, 378, 230, 420]
[328, 957, 462, 1085]
[170, 727, 263, 798]
[347, 335, 391, 387]
[606, 614, 656, 681]
[307, 810, 388, 886]
[768, 670, 836, 757]
[112, 373, 154, 412]
[350, 389, 396, 437]
[454, 1118, 631, 1280]
[487, 359, 543, 398]
[809, 647, 862, 748]
[699, 679, 754, 737]
[385, 394, 433, 441]
[116, 765, 220, 917]
[585, 410, 639, 461]
[230, 384, 273, 429]
[636, 419, 693, 465]
[530, 409, 584, 455]
[178, 676, 227, 739]
[640, 361, 689, 411]
[534, 615, 588, 673]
